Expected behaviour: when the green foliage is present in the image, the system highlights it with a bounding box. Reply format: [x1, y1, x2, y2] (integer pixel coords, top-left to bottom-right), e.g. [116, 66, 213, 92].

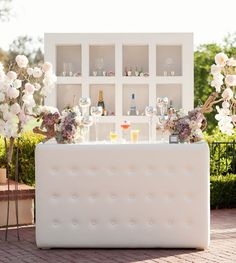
[205, 128, 236, 175]
[210, 174, 236, 209]
[194, 32, 236, 133]
[0, 132, 44, 186]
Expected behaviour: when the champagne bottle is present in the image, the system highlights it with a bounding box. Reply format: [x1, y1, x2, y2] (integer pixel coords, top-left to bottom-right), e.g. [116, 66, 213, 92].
[129, 93, 137, 116]
[97, 90, 105, 116]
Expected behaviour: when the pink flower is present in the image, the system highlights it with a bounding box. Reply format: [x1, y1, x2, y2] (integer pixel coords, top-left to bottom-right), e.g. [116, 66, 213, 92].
[232, 115, 236, 122]
[222, 88, 233, 100]
[24, 83, 35, 94]
[15, 55, 29, 68]
[7, 71, 17, 80]
[215, 53, 228, 66]
[225, 75, 236, 87]
[7, 87, 19, 99]
[42, 62, 52, 72]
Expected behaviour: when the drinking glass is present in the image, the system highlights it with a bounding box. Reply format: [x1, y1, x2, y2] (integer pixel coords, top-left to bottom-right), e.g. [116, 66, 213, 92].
[145, 106, 156, 142]
[95, 58, 104, 76]
[110, 131, 118, 143]
[79, 97, 91, 116]
[62, 62, 68, 76]
[91, 106, 103, 141]
[81, 115, 93, 142]
[120, 120, 130, 141]
[68, 63, 73, 77]
[156, 97, 168, 142]
[130, 130, 139, 143]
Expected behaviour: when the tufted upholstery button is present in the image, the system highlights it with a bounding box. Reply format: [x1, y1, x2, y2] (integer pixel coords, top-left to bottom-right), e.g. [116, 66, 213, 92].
[91, 219, 97, 226]
[52, 219, 60, 227]
[50, 167, 58, 176]
[128, 193, 136, 200]
[72, 219, 79, 226]
[146, 193, 154, 200]
[129, 219, 136, 226]
[90, 193, 98, 200]
[110, 219, 117, 226]
[148, 219, 154, 226]
[52, 193, 59, 200]
[110, 194, 116, 200]
[71, 193, 79, 200]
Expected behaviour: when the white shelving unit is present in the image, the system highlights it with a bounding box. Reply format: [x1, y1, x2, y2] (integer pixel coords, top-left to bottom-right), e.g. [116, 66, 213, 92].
[45, 33, 193, 141]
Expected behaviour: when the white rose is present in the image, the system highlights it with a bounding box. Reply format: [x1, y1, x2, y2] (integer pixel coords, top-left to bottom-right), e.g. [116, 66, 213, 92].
[33, 67, 43, 78]
[222, 101, 230, 109]
[3, 111, 14, 121]
[13, 79, 22, 89]
[0, 92, 5, 102]
[27, 68, 34, 76]
[42, 62, 52, 72]
[225, 75, 236, 86]
[227, 57, 236, 67]
[10, 103, 21, 115]
[215, 53, 228, 66]
[24, 83, 35, 94]
[7, 87, 19, 99]
[7, 71, 17, 80]
[15, 55, 29, 68]
[222, 88, 233, 100]
[211, 64, 221, 75]
[0, 103, 8, 113]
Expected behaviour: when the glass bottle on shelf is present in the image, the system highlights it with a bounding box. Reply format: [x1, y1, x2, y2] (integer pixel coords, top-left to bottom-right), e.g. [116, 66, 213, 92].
[129, 93, 137, 116]
[97, 90, 105, 116]
[168, 100, 175, 115]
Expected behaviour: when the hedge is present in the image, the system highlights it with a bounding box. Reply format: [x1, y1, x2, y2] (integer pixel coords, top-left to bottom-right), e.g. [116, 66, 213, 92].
[0, 132, 44, 186]
[210, 174, 236, 209]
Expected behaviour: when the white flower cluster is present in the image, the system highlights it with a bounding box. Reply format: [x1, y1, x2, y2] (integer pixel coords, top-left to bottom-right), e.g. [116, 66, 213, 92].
[210, 52, 236, 135]
[0, 55, 56, 138]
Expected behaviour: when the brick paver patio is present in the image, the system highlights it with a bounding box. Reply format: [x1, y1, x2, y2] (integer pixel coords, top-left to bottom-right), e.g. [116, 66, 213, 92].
[0, 209, 235, 263]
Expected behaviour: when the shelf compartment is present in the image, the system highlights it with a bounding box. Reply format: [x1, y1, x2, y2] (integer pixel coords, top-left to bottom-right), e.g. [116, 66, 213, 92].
[56, 45, 82, 77]
[90, 122, 116, 141]
[122, 123, 149, 141]
[57, 84, 82, 111]
[122, 84, 149, 116]
[156, 45, 182, 76]
[156, 84, 182, 110]
[89, 45, 115, 76]
[89, 84, 115, 116]
[123, 45, 149, 76]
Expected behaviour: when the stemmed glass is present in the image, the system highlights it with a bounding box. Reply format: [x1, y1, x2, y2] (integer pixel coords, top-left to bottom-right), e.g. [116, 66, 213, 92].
[91, 106, 103, 141]
[95, 58, 104, 76]
[157, 97, 168, 142]
[120, 120, 131, 142]
[145, 106, 156, 142]
[81, 115, 93, 142]
[79, 97, 91, 116]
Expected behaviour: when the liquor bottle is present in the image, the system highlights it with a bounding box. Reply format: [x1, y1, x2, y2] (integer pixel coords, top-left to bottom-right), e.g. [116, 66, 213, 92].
[97, 90, 105, 116]
[168, 100, 175, 115]
[129, 93, 137, 116]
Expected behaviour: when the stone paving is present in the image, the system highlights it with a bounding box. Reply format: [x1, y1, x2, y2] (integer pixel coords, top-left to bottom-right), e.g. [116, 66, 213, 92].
[0, 209, 235, 263]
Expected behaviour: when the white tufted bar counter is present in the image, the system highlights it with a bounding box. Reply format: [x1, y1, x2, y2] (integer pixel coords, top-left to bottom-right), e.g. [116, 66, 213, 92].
[35, 141, 210, 249]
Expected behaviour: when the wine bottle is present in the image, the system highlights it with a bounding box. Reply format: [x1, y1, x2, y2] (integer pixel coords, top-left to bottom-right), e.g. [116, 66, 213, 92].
[129, 93, 137, 116]
[168, 100, 174, 115]
[97, 90, 105, 116]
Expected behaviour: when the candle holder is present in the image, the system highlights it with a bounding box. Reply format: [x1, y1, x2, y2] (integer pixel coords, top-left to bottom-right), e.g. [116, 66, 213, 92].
[145, 106, 157, 142]
[91, 106, 103, 141]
